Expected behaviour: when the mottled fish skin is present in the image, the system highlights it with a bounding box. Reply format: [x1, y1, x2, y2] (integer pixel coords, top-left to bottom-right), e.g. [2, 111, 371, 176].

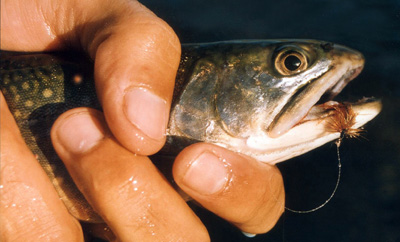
[0, 40, 367, 222]
[0, 52, 103, 221]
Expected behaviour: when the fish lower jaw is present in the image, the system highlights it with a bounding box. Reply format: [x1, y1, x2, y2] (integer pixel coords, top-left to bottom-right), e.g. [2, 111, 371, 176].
[248, 133, 341, 165]
[224, 98, 381, 165]
[242, 119, 339, 164]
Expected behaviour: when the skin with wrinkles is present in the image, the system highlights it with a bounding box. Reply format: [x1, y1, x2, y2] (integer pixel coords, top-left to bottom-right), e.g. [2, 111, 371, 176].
[0, 37, 382, 236]
[1, 0, 285, 241]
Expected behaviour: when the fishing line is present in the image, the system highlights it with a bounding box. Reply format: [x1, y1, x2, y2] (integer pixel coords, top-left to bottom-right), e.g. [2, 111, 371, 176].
[285, 136, 343, 214]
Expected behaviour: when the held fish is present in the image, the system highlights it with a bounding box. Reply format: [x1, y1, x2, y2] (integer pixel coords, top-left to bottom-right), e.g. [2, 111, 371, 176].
[0, 40, 382, 222]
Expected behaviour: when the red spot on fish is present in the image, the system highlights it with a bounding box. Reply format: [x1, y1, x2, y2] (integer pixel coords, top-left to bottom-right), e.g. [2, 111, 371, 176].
[73, 74, 83, 84]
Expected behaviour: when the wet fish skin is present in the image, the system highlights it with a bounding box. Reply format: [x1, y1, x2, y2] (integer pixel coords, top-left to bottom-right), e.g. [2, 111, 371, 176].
[170, 40, 328, 140]
[165, 40, 370, 163]
[0, 40, 379, 222]
[1, 52, 103, 221]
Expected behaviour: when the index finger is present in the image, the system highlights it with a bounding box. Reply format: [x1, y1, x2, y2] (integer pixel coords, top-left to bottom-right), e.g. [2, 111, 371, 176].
[1, 0, 181, 155]
[93, 2, 181, 155]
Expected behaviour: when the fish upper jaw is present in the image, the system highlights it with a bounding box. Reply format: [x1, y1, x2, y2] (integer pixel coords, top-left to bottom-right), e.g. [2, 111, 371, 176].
[266, 44, 365, 138]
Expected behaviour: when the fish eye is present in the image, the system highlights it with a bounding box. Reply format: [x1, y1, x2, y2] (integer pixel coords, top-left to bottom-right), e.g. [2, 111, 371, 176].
[284, 55, 302, 71]
[274, 50, 308, 76]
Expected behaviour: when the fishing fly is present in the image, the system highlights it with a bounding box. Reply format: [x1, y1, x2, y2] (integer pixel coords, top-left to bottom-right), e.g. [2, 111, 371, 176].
[286, 102, 362, 213]
[325, 102, 364, 141]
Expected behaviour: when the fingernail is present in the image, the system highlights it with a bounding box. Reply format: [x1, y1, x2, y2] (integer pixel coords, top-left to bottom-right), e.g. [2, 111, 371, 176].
[124, 87, 168, 140]
[242, 231, 257, 238]
[182, 152, 229, 195]
[56, 112, 105, 154]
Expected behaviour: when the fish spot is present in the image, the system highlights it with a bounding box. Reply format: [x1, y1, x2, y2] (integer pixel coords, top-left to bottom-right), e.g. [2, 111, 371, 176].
[14, 110, 21, 118]
[32, 80, 40, 94]
[10, 86, 17, 94]
[42, 88, 53, 98]
[25, 100, 34, 107]
[22, 82, 30, 90]
[14, 94, 20, 102]
[3, 76, 10, 85]
[73, 74, 83, 84]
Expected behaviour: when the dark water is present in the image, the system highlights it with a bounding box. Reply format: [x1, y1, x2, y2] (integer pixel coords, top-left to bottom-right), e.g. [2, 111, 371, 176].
[139, 1, 400, 241]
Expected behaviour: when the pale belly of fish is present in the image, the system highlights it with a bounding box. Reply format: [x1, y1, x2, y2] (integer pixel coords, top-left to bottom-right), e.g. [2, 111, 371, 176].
[0, 40, 381, 222]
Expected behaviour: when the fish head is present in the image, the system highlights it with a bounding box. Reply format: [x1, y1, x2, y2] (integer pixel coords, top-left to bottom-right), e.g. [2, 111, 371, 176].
[213, 40, 380, 164]
[215, 40, 364, 138]
[170, 40, 381, 164]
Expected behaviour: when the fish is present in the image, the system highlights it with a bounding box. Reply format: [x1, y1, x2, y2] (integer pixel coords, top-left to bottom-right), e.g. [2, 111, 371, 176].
[0, 40, 382, 222]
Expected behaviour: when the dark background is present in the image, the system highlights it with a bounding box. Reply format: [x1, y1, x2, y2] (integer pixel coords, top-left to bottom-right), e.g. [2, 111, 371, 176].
[140, 0, 400, 241]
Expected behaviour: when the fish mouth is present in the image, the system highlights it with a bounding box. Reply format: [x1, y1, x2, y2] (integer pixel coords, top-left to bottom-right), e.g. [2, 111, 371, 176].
[267, 45, 366, 138]
[244, 97, 381, 164]
[240, 45, 382, 164]
[247, 97, 382, 164]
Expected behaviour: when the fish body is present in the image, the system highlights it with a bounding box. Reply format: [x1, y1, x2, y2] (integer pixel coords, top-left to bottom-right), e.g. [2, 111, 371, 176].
[0, 40, 381, 221]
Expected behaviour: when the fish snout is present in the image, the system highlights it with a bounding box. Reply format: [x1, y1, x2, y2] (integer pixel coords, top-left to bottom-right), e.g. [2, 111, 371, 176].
[329, 43, 365, 70]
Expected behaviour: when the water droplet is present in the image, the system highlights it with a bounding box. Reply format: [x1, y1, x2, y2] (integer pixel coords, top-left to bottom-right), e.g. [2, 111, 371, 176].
[242, 231, 256, 238]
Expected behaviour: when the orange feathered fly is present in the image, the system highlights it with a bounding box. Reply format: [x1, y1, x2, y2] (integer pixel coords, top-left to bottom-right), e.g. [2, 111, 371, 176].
[285, 101, 363, 214]
[323, 102, 364, 146]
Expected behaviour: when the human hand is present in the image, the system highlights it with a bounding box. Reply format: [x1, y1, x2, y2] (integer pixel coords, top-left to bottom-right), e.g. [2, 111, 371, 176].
[0, 0, 284, 241]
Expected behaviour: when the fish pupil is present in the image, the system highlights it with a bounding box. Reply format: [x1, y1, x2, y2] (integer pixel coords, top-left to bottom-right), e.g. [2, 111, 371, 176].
[284, 55, 301, 71]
